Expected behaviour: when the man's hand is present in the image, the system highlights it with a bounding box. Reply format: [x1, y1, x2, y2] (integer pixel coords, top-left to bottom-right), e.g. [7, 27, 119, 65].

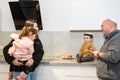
[89, 50, 99, 57]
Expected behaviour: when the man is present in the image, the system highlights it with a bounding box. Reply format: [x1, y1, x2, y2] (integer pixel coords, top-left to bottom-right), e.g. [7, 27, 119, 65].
[89, 19, 120, 80]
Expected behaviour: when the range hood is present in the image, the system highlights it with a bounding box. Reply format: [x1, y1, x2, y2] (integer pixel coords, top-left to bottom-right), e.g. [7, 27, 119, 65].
[9, 0, 43, 30]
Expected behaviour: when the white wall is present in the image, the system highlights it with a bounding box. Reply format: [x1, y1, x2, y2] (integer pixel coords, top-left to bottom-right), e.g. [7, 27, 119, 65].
[39, 0, 70, 31]
[0, 0, 120, 31]
[0, 31, 104, 56]
[0, 0, 70, 31]
[0, 9, 1, 31]
[0, 0, 17, 31]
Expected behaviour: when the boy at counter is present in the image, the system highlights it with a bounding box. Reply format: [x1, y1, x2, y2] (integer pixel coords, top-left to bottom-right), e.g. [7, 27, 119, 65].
[76, 32, 95, 63]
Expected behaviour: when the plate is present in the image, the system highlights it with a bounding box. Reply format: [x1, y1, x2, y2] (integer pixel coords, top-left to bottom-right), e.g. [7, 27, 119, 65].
[62, 57, 74, 59]
[62, 58, 74, 60]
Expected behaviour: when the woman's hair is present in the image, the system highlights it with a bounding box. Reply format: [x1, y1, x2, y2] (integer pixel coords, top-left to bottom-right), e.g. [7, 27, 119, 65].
[19, 20, 38, 39]
[24, 20, 37, 28]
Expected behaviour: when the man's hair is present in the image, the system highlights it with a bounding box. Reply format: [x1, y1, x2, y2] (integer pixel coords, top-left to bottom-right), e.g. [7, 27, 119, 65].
[105, 19, 117, 27]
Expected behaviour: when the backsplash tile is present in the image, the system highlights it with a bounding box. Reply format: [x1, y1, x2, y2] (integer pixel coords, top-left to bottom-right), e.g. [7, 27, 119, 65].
[39, 31, 104, 56]
[0, 31, 104, 57]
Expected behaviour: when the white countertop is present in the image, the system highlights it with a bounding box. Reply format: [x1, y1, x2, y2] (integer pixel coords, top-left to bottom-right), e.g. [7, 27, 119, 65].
[0, 55, 96, 66]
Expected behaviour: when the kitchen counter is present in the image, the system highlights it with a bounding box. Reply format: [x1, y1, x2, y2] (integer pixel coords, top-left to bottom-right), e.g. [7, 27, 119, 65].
[0, 56, 96, 66]
[41, 57, 97, 80]
[0, 56, 97, 80]
[41, 58, 96, 66]
[41, 55, 96, 66]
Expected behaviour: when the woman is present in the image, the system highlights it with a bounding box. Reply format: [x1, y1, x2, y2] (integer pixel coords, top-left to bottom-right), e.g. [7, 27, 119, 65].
[3, 20, 44, 80]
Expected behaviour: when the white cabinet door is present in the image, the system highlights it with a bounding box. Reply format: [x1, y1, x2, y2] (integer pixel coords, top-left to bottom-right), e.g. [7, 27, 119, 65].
[66, 66, 97, 77]
[0, 64, 9, 80]
[37, 75, 43, 80]
[66, 76, 98, 80]
[43, 66, 66, 80]
[0, 73, 8, 80]
[0, 64, 9, 72]
[36, 64, 43, 80]
[66, 66, 97, 80]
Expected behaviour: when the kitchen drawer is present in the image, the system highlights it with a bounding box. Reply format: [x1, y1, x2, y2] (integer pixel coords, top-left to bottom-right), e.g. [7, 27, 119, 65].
[0, 73, 8, 80]
[36, 64, 43, 75]
[0, 64, 9, 73]
[66, 66, 97, 77]
[66, 76, 98, 80]
[37, 75, 43, 80]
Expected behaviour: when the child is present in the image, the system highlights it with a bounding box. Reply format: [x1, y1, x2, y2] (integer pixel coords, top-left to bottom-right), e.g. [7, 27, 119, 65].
[76, 32, 95, 63]
[8, 27, 37, 80]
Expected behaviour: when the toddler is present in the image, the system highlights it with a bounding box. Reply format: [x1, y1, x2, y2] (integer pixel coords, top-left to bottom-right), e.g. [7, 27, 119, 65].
[76, 32, 95, 63]
[8, 27, 37, 80]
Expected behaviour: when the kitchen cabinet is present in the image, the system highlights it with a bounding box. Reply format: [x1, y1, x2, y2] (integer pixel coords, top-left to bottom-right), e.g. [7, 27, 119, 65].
[0, 61, 97, 80]
[66, 66, 98, 80]
[43, 65, 66, 80]
[37, 65, 97, 80]
[0, 63, 9, 80]
[36, 64, 43, 80]
[66, 77, 97, 80]
[70, 0, 120, 31]
[0, 63, 43, 80]
[0, 73, 8, 80]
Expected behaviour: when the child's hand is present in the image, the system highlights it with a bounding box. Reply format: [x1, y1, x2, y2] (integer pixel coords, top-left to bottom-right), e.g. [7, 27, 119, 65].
[12, 59, 23, 66]
[89, 48, 95, 51]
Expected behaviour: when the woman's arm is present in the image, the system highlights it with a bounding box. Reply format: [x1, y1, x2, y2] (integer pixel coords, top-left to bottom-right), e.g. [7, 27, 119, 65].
[32, 38, 44, 69]
[3, 40, 15, 64]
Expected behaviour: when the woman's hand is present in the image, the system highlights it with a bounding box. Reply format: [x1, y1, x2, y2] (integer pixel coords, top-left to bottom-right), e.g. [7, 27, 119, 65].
[12, 59, 23, 66]
[25, 58, 34, 67]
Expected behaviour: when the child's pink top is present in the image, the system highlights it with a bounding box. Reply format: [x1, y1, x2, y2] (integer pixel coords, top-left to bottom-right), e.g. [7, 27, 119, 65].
[8, 33, 34, 61]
